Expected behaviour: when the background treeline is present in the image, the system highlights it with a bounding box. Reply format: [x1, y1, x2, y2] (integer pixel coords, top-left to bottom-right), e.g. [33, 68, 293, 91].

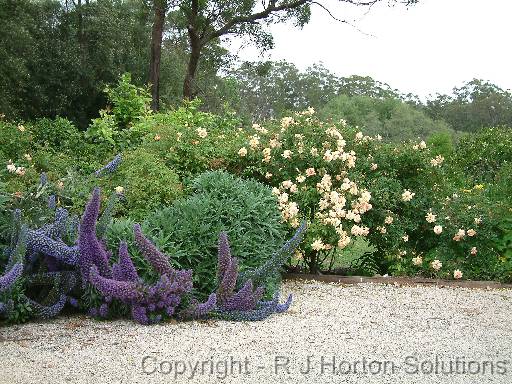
[1, 0, 512, 142]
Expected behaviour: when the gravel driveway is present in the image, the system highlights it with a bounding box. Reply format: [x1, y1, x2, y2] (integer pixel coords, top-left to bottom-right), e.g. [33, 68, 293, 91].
[1, 280, 511, 384]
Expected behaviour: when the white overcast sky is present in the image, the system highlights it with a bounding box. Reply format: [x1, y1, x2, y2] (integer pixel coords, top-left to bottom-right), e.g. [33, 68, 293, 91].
[230, 0, 512, 99]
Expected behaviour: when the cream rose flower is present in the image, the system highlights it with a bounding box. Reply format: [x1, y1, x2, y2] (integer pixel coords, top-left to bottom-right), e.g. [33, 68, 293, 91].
[402, 189, 415, 202]
[431, 259, 442, 271]
[6, 161, 16, 173]
[311, 238, 325, 251]
[281, 150, 292, 159]
[15, 167, 26, 176]
[196, 128, 208, 138]
[425, 212, 436, 223]
[238, 147, 248, 157]
[412, 256, 423, 266]
[305, 167, 316, 177]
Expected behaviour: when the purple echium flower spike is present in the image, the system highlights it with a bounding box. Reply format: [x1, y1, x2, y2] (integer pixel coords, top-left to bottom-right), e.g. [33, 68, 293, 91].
[112, 242, 139, 282]
[89, 266, 142, 301]
[180, 293, 217, 320]
[48, 195, 56, 210]
[216, 257, 238, 305]
[217, 232, 231, 282]
[133, 224, 174, 276]
[41, 208, 68, 240]
[217, 292, 292, 322]
[275, 294, 293, 313]
[55, 209, 68, 237]
[78, 188, 111, 280]
[0, 263, 23, 292]
[217, 304, 277, 322]
[95, 154, 122, 177]
[171, 269, 193, 293]
[221, 280, 260, 311]
[27, 229, 78, 265]
[53, 208, 68, 237]
[40, 172, 48, 186]
[196, 293, 217, 317]
[28, 295, 67, 318]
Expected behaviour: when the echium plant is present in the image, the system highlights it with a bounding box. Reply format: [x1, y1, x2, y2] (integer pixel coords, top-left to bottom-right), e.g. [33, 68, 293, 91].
[80, 188, 215, 324]
[0, 219, 26, 321]
[0, 208, 77, 321]
[18, 206, 81, 318]
[1, 155, 123, 323]
[210, 226, 306, 321]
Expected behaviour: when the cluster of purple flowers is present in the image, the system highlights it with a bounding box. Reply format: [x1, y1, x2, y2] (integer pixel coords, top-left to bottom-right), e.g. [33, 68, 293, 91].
[80, 188, 215, 324]
[94, 154, 122, 177]
[1, 155, 126, 322]
[1, 192, 82, 320]
[212, 231, 293, 321]
[47, 195, 56, 210]
[79, 188, 301, 324]
[39, 172, 48, 186]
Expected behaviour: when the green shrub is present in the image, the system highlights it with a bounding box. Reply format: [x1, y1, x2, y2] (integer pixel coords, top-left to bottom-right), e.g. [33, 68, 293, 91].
[28, 117, 82, 152]
[427, 130, 455, 157]
[86, 73, 152, 147]
[229, 109, 510, 281]
[0, 121, 32, 163]
[105, 148, 183, 220]
[141, 100, 245, 179]
[105, 73, 151, 130]
[451, 127, 512, 183]
[106, 171, 287, 298]
[387, 186, 506, 281]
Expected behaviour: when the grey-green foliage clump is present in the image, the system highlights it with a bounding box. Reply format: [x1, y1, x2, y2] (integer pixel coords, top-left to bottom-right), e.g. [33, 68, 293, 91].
[107, 171, 288, 299]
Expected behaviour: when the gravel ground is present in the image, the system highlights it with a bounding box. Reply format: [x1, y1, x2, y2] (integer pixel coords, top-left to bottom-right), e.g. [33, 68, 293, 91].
[1, 280, 511, 384]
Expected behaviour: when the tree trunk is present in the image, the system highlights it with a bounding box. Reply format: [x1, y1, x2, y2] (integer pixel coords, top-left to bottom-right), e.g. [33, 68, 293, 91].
[76, 0, 85, 50]
[149, 0, 166, 111]
[308, 252, 319, 274]
[183, 26, 201, 100]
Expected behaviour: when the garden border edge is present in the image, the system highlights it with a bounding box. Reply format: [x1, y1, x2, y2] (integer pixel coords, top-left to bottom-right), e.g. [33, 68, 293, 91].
[283, 273, 512, 290]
